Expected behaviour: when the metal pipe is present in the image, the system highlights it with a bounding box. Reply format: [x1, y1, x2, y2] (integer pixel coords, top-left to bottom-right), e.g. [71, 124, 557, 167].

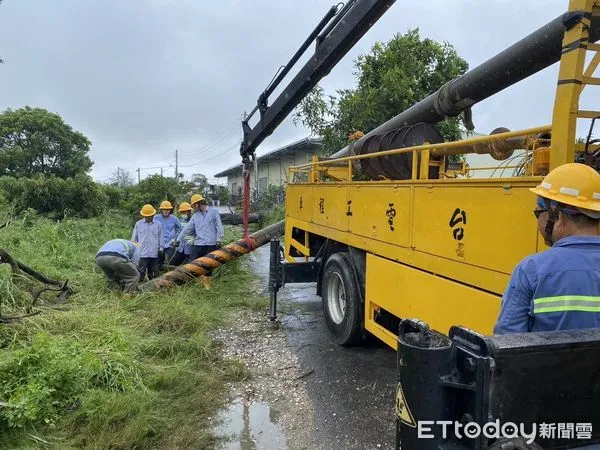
[292, 125, 552, 169]
[137, 220, 285, 292]
[332, 11, 600, 159]
[430, 128, 548, 160]
[431, 137, 525, 159]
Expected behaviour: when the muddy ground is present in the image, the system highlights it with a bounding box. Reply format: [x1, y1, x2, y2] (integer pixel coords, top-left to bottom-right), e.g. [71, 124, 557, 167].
[210, 244, 398, 449]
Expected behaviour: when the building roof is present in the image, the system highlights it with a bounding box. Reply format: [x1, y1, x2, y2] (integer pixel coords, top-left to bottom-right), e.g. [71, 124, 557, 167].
[213, 136, 323, 178]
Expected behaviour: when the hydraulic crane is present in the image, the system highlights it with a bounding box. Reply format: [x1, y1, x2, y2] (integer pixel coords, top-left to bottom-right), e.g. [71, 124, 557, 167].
[238, 0, 396, 237]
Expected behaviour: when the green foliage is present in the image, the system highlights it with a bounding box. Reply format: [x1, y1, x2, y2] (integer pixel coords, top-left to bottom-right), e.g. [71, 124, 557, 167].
[251, 184, 285, 213]
[123, 174, 195, 216]
[0, 174, 109, 218]
[250, 185, 286, 227]
[0, 213, 263, 448]
[99, 183, 128, 209]
[217, 185, 229, 204]
[294, 29, 469, 154]
[259, 204, 285, 228]
[0, 331, 141, 428]
[0, 106, 93, 178]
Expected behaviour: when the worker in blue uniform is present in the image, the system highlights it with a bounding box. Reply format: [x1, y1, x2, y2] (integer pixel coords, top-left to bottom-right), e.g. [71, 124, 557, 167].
[154, 200, 181, 269]
[95, 239, 141, 292]
[494, 163, 600, 334]
[170, 201, 194, 266]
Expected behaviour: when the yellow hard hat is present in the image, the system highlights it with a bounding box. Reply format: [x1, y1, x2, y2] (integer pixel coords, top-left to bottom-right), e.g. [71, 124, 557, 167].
[178, 201, 192, 212]
[190, 193, 205, 205]
[530, 163, 600, 217]
[159, 200, 173, 210]
[140, 204, 156, 217]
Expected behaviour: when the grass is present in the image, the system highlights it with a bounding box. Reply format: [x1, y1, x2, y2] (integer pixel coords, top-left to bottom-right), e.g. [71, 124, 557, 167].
[258, 204, 284, 229]
[0, 211, 268, 449]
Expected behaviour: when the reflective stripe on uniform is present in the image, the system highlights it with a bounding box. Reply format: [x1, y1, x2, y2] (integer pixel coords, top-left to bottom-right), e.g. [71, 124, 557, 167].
[533, 295, 600, 313]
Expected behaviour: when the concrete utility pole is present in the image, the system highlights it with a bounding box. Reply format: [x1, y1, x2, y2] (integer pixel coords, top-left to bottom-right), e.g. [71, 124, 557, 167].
[175, 149, 178, 180]
[137, 168, 141, 183]
[160, 167, 163, 177]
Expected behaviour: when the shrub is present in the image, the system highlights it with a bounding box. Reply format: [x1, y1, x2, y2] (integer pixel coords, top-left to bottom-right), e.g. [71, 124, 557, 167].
[99, 184, 130, 210]
[0, 332, 103, 428]
[250, 184, 285, 213]
[122, 175, 195, 216]
[0, 174, 109, 218]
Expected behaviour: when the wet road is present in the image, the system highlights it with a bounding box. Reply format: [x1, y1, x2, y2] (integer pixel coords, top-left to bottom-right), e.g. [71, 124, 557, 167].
[249, 244, 398, 450]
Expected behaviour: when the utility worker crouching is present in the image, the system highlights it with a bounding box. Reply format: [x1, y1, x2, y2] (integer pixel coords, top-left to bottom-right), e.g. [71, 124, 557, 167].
[132, 204, 163, 281]
[95, 239, 141, 292]
[494, 163, 600, 334]
[177, 194, 224, 289]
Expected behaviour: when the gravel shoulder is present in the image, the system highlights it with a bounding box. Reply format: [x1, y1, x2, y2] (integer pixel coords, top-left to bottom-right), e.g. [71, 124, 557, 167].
[210, 306, 316, 449]
[209, 247, 398, 449]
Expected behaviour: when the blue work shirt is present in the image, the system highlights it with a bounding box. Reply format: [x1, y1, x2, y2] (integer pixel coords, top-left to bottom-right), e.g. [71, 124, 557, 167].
[494, 235, 600, 334]
[178, 207, 224, 246]
[154, 214, 181, 248]
[177, 216, 193, 255]
[132, 219, 162, 258]
[96, 239, 140, 266]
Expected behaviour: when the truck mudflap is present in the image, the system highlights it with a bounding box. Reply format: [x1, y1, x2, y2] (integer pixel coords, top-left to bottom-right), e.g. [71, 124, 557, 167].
[395, 319, 600, 450]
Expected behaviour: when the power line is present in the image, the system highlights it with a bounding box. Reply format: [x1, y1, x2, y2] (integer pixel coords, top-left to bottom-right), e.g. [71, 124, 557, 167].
[177, 119, 241, 159]
[95, 116, 245, 181]
[176, 130, 241, 163]
[179, 142, 240, 168]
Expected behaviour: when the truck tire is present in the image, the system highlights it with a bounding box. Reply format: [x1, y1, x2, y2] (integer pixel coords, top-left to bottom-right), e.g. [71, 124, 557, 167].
[321, 252, 363, 346]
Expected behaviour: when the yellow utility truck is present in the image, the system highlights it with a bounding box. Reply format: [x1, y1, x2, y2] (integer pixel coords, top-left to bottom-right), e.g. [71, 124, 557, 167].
[239, 1, 600, 448]
[261, 0, 600, 350]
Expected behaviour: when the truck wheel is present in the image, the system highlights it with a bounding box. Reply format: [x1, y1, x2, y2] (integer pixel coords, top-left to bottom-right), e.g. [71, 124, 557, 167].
[322, 252, 363, 346]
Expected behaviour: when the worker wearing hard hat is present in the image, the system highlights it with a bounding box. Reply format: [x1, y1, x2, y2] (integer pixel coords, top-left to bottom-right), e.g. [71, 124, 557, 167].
[132, 204, 163, 281]
[494, 163, 600, 334]
[177, 193, 224, 288]
[96, 239, 141, 292]
[170, 201, 194, 266]
[154, 200, 181, 268]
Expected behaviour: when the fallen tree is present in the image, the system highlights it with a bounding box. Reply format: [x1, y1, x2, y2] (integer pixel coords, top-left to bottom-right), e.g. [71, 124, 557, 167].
[219, 212, 262, 225]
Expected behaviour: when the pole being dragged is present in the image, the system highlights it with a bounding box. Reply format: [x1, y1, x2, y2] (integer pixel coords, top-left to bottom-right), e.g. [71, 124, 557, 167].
[137, 220, 285, 292]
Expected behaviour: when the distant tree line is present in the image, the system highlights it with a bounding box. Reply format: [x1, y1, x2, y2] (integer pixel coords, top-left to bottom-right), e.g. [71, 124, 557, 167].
[0, 106, 219, 219]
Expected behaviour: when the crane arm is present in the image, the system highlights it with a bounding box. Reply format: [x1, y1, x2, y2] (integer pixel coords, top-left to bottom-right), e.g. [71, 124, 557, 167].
[239, 0, 396, 163]
[238, 0, 396, 237]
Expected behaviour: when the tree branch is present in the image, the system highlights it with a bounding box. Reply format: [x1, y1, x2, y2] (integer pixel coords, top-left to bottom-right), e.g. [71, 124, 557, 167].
[0, 248, 75, 309]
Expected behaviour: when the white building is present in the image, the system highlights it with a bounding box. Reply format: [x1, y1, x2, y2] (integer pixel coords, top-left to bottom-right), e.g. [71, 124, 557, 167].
[214, 136, 323, 198]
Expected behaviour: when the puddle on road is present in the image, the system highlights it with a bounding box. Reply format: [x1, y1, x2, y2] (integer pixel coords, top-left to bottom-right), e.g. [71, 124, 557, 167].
[214, 398, 288, 449]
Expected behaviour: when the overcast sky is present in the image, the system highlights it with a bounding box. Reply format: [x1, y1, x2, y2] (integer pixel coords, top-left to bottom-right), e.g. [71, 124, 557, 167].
[1, 0, 595, 184]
